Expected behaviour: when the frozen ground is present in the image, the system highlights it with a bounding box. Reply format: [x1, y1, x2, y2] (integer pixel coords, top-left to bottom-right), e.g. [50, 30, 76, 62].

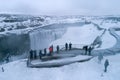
[0, 54, 120, 80]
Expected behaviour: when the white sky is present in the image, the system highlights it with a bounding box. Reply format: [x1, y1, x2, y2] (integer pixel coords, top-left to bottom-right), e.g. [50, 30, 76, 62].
[0, 0, 120, 15]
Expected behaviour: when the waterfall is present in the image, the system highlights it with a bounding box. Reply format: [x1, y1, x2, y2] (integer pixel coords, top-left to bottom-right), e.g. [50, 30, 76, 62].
[29, 28, 66, 50]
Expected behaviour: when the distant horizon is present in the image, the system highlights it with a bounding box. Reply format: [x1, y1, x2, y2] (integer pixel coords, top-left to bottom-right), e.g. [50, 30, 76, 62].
[0, 0, 120, 15]
[0, 12, 120, 17]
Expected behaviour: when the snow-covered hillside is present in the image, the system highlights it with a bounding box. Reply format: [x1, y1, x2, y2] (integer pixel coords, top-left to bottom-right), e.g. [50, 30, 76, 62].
[0, 54, 120, 80]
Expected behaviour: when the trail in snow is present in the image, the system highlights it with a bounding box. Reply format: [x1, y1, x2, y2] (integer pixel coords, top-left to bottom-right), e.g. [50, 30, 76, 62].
[92, 27, 120, 56]
[96, 30, 116, 50]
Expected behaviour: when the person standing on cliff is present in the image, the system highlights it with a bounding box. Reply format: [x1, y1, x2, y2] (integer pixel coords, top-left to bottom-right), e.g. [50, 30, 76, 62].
[65, 43, 68, 51]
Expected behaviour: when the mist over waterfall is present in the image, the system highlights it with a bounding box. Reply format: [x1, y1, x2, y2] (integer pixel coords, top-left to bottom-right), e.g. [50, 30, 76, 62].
[29, 28, 66, 50]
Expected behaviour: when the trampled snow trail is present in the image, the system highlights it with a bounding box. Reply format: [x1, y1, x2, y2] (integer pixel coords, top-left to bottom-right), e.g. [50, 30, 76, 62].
[96, 30, 116, 50]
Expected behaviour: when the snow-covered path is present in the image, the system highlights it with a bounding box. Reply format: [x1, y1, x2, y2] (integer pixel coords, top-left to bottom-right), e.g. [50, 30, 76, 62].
[95, 29, 116, 50]
[92, 27, 120, 56]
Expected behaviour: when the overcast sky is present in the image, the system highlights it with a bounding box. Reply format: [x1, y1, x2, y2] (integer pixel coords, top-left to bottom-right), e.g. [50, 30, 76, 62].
[0, 0, 120, 15]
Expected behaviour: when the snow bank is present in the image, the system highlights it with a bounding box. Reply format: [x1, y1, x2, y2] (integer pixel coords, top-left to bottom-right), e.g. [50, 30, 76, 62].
[115, 31, 120, 36]
[101, 22, 120, 29]
[31, 55, 92, 67]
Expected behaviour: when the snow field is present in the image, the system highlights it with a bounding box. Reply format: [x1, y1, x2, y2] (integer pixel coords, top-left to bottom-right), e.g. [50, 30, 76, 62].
[1, 54, 120, 80]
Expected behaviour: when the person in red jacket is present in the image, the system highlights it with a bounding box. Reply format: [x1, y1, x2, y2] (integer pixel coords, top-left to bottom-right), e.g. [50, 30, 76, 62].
[51, 45, 53, 53]
[49, 45, 53, 55]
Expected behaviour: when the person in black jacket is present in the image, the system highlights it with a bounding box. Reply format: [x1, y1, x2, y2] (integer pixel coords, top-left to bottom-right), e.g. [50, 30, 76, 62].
[88, 46, 93, 55]
[1, 67, 4, 72]
[34, 50, 37, 59]
[65, 43, 68, 51]
[30, 50, 33, 60]
[83, 45, 88, 55]
[39, 50, 42, 59]
[44, 48, 47, 56]
[56, 45, 60, 53]
[51, 45, 54, 53]
[69, 42, 72, 50]
[104, 59, 109, 72]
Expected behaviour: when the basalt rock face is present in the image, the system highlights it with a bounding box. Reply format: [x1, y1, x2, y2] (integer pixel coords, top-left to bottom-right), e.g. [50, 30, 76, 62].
[0, 33, 30, 61]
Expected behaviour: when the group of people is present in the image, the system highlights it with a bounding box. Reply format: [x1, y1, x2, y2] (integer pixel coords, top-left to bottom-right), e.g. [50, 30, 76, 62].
[29, 48, 50, 60]
[29, 43, 72, 60]
[83, 45, 93, 55]
[29, 43, 95, 60]
[65, 42, 72, 50]
[29, 50, 37, 60]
